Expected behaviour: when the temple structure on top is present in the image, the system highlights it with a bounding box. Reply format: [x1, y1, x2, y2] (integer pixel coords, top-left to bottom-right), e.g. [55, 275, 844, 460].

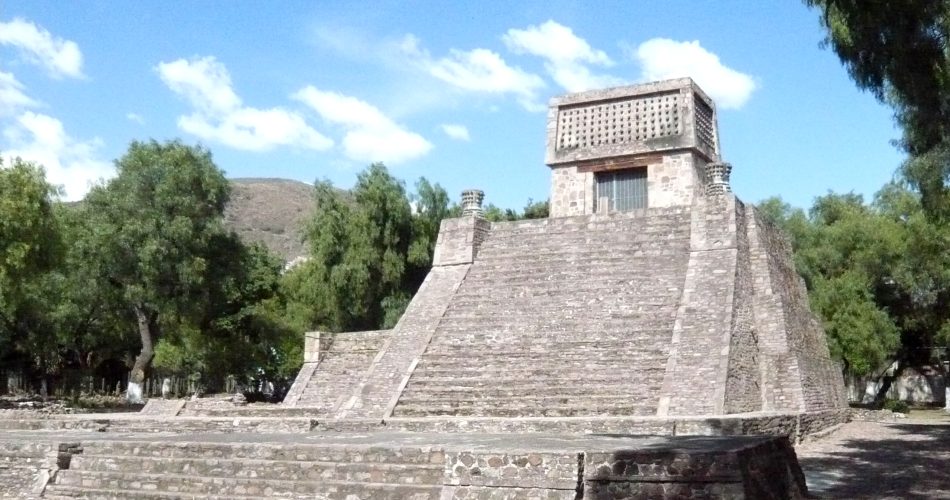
[546, 78, 724, 216]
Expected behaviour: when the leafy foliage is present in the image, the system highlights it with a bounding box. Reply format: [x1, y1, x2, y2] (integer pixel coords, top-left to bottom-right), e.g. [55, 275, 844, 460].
[804, 0, 950, 155]
[0, 150, 548, 397]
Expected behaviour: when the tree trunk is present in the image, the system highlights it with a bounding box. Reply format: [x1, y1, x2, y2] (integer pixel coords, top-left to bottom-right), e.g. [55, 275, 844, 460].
[127, 305, 159, 403]
[873, 360, 906, 405]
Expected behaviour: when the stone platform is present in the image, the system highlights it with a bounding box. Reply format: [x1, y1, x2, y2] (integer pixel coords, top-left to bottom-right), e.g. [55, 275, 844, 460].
[0, 407, 850, 442]
[1, 428, 807, 499]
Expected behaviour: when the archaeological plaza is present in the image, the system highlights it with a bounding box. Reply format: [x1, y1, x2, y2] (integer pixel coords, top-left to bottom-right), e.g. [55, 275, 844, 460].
[1, 78, 849, 499]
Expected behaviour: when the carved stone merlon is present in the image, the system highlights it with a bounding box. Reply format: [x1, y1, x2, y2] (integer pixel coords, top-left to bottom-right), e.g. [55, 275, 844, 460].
[460, 189, 485, 217]
[704, 162, 732, 196]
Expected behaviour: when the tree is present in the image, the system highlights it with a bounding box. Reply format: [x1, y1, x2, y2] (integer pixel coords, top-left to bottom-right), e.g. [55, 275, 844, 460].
[0, 158, 61, 330]
[153, 239, 290, 393]
[0, 158, 63, 384]
[85, 140, 231, 402]
[522, 198, 549, 219]
[804, 1, 950, 155]
[297, 164, 415, 332]
[804, 1, 950, 220]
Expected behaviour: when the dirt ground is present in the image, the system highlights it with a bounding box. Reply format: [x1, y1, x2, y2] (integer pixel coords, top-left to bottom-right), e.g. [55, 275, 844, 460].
[797, 411, 950, 499]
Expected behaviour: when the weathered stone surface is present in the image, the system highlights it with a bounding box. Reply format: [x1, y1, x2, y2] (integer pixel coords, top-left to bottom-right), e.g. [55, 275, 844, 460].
[6, 78, 847, 500]
[281, 330, 390, 411]
[2, 431, 806, 499]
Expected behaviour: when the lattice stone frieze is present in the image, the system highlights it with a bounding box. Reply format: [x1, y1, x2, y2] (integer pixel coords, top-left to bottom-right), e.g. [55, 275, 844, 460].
[694, 96, 716, 152]
[555, 91, 683, 151]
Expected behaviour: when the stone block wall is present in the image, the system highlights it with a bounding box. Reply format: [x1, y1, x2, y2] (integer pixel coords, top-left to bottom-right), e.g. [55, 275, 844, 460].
[548, 152, 705, 218]
[549, 165, 592, 217]
[724, 201, 763, 413]
[648, 152, 705, 208]
[18, 433, 808, 499]
[747, 209, 848, 412]
[659, 194, 846, 416]
[432, 216, 491, 266]
[659, 195, 740, 415]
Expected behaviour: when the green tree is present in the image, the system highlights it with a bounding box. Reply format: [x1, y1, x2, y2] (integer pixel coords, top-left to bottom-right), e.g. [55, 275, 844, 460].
[522, 198, 549, 219]
[803, 0, 950, 155]
[0, 158, 62, 333]
[299, 164, 414, 331]
[153, 239, 290, 393]
[0, 158, 63, 385]
[85, 140, 231, 402]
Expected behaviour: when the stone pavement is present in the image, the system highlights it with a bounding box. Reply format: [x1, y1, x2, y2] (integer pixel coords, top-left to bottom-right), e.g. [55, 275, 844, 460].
[797, 416, 950, 499]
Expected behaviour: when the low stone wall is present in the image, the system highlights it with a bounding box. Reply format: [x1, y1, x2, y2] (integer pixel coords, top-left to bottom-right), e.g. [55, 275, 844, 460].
[0, 409, 850, 442]
[2, 432, 808, 499]
[376, 409, 850, 443]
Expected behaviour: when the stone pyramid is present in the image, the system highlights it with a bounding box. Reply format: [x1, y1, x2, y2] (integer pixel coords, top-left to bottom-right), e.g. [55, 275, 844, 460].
[284, 77, 848, 433]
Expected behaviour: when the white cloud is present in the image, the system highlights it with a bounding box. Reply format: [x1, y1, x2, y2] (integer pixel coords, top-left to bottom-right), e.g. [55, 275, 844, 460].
[294, 86, 432, 164]
[125, 112, 144, 124]
[3, 111, 113, 201]
[157, 56, 332, 152]
[0, 18, 83, 78]
[634, 38, 757, 110]
[440, 124, 470, 141]
[0, 69, 37, 113]
[503, 20, 622, 92]
[402, 35, 546, 112]
[156, 57, 240, 115]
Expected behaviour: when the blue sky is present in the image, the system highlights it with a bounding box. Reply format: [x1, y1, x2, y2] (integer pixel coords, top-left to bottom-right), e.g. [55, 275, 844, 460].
[1, 1, 904, 210]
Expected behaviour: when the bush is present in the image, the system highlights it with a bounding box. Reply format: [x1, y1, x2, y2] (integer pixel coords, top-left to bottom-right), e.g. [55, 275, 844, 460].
[883, 399, 910, 413]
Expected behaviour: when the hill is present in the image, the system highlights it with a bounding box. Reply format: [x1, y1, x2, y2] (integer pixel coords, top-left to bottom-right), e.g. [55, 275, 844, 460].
[224, 178, 314, 262]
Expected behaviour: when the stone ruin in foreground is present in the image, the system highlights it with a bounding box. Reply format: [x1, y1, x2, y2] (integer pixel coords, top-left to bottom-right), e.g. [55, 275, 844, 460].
[2, 78, 848, 499]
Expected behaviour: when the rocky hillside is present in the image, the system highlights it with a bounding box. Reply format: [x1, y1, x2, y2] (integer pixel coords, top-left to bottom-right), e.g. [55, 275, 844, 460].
[224, 178, 314, 262]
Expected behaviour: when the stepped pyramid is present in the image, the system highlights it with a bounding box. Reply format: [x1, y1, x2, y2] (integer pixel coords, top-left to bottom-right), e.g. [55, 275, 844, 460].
[4, 78, 844, 499]
[285, 77, 847, 427]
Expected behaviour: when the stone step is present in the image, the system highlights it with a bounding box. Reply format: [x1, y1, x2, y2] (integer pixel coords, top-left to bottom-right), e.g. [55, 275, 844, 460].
[418, 346, 667, 360]
[450, 281, 684, 297]
[77, 441, 441, 465]
[438, 309, 677, 322]
[44, 485, 242, 499]
[478, 231, 690, 248]
[401, 374, 664, 388]
[68, 454, 444, 484]
[318, 338, 385, 352]
[396, 392, 661, 406]
[426, 334, 673, 353]
[410, 359, 665, 376]
[489, 209, 686, 228]
[485, 221, 689, 239]
[471, 248, 689, 266]
[423, 337, 671, 351]
[53, 470, 442, 499]
[399, 384, 662, 400]
[415, 352, 669, 369]
[391, 402, 656, 418]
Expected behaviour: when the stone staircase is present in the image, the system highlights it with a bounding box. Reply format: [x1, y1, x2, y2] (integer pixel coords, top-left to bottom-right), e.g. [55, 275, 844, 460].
[43, 440, 443, 499]
[393, 209, 692, 418]
[284, 330, 388, 413]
